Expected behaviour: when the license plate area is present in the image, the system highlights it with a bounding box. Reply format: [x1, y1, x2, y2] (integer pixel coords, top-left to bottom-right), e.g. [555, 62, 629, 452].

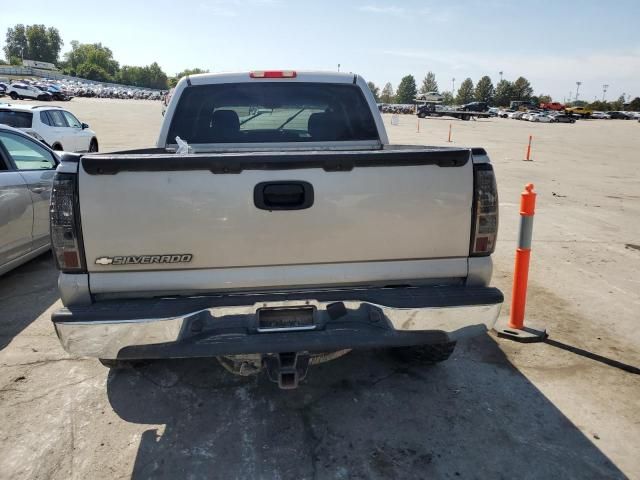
[257, 307, 316, 332]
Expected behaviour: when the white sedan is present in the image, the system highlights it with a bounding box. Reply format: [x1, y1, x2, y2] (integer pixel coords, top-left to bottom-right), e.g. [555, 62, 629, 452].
[531, 113, 552, 123]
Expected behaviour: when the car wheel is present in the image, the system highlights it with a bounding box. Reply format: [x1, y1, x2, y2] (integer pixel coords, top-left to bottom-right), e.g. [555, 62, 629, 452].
[52, 143, 63, 151]
[390, 341, 457, 364]
[9, 92, 18, 100]
[89, 139, 98, 152]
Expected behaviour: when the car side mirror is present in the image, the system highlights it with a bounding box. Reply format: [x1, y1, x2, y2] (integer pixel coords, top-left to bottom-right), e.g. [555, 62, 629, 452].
[81, 123, 89, 129]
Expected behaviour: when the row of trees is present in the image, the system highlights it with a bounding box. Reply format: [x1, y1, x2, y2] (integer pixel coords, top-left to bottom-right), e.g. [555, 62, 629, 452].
[2, 24, 202, 90]
[368, 72, 542, 107]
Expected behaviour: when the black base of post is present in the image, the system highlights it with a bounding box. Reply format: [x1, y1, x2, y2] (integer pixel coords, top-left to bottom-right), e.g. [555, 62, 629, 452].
[496, 325, 548, 343]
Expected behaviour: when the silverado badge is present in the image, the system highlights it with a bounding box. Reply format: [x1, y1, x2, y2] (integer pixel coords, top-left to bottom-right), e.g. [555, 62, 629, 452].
[95, 254, 193, 265]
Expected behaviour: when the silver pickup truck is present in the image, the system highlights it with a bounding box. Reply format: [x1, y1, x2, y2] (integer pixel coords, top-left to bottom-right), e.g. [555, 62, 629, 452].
[50, 71, 502, 388]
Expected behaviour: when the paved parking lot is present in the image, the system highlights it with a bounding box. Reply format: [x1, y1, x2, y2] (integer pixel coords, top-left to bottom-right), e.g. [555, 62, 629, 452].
[1, 99, 639, 479]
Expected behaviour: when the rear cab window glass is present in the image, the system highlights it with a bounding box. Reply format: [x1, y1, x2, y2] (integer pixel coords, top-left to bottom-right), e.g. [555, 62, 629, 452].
[167, 82, 379, 144]
[0, 110, 33, 128]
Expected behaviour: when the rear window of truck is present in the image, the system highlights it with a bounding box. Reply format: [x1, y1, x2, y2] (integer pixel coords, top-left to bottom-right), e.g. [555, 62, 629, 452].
[167, 82, 379, 144]
[0, 110, 33, 128]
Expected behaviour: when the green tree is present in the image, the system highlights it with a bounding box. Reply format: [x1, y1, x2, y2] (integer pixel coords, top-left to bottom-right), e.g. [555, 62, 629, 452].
[4, 24, 63, 63]
[441, 91, 454, 105]
[627, 97, 640, 111]
[537, 94, 552, 105]
[395, 75, 417, 104]
[117, 62, 168, 89]
[380, 82, 395, 103]
[62, 41, 119, 78]
[419, 71, 438, 94]
[366, 81, 381, 102]
[455, 77, 474, 104]
[76, 63, 112, 82]
[512, 76, 533, 100]
[494, 80, 514, 107]
[169, 68, 209, 87]
[474, 76, 494, 103]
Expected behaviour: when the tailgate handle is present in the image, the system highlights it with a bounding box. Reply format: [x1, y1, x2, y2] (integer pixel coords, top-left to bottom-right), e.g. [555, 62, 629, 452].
[254, 181, 314, 211]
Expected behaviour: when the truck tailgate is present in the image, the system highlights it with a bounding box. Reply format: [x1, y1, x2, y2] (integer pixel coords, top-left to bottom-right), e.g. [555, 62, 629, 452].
[78, 147, 473, 280]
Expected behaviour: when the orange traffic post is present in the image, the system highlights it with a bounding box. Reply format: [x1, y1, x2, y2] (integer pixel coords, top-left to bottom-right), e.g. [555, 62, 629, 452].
[447, 123, 452, 142]
[524, 135, 533, 161]
[496, 183, 548, 343]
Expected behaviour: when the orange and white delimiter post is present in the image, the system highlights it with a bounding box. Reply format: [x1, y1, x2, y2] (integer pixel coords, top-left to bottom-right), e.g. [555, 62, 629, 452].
[509, 183, 536, 329]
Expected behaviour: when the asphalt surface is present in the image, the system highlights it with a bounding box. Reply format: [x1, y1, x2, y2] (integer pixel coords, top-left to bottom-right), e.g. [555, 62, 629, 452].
[0, 100, 639, 479]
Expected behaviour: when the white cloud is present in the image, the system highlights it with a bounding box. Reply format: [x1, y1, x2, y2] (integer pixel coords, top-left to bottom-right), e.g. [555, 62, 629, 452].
[199, 0, 281, 17]
[358, 5, 406, 16]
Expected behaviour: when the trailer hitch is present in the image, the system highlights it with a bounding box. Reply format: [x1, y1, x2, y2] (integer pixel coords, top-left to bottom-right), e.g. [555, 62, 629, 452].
[264, 352, 310, 389]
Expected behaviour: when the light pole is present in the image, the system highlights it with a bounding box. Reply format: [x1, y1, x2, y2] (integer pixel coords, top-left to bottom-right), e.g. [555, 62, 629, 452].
[337, 64, 340, 72]
[499, 71, 503, 83]
[575, 81, 582, 102]
[452, 77, 455, 95]
[602, 84, 609, 102]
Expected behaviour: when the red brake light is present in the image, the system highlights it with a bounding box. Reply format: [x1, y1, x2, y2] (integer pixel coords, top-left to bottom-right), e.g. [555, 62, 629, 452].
[250, 71, 297, 79]
[470, 164, 499, 256]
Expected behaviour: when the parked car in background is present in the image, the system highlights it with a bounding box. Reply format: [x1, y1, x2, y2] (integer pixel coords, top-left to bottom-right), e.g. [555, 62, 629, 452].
[35, 84, 70, 101]
[0, 124, 58, 275]
[460, 101, 488, 112]
[531, 113, 552, 123]
[8, 83, 52, 101]
[606, 111, 632, 120]
[0, 105, 98, 152]
[565, 106, 592, 117]
[550, 113, 577, 123]
[498, 109, 513, 118]
[488, 107, 500, 117]
[540, 102, 565, 111]
[0, 83, 7, 96]
[591, 111, 611, 119]
[415, 91, 444, 102]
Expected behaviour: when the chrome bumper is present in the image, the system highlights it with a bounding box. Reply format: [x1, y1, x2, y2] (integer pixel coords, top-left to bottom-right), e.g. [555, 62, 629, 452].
[52, 286, 503, 359]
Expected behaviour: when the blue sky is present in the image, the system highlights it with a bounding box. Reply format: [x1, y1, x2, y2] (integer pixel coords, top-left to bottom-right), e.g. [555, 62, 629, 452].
[2, 0, 639, 101]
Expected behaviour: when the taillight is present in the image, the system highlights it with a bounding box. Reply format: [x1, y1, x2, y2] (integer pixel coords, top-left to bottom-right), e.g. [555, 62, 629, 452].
[50, 173, 86, 272]
[249, 70, 297, 79]
[470, 163, 499, 256]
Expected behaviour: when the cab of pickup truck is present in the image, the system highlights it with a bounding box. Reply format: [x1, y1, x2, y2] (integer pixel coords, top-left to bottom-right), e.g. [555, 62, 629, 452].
[50, 71, 502, 389]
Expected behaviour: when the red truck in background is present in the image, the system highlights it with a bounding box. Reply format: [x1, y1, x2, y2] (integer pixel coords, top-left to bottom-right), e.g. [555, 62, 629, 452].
[540, 102, 565, 111]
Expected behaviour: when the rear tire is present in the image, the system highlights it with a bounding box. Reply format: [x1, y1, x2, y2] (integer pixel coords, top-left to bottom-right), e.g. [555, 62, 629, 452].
[390, 341, 457, 364]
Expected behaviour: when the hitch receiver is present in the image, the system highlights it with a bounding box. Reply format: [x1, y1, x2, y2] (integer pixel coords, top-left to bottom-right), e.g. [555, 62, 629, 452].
[264, 352, 310, 389]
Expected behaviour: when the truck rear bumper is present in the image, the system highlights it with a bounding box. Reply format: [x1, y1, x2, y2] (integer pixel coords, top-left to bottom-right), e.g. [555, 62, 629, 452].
[51, 286, 503, 360]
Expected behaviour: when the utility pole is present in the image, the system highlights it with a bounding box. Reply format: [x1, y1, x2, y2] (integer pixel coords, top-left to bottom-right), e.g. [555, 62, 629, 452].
[602, 84, 609, 102]
[452, 77, 455, 95]
[575, 81, 582, 102]
[499, 71, 503, 83]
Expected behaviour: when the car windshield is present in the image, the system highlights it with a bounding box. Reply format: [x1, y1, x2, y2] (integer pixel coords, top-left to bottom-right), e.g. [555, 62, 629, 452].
[167, 82, 379, 144]
[0, 110, 33, 128]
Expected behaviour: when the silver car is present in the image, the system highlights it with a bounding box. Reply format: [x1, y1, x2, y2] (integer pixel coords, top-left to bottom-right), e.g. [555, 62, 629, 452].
[0, 124, 58, 275]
